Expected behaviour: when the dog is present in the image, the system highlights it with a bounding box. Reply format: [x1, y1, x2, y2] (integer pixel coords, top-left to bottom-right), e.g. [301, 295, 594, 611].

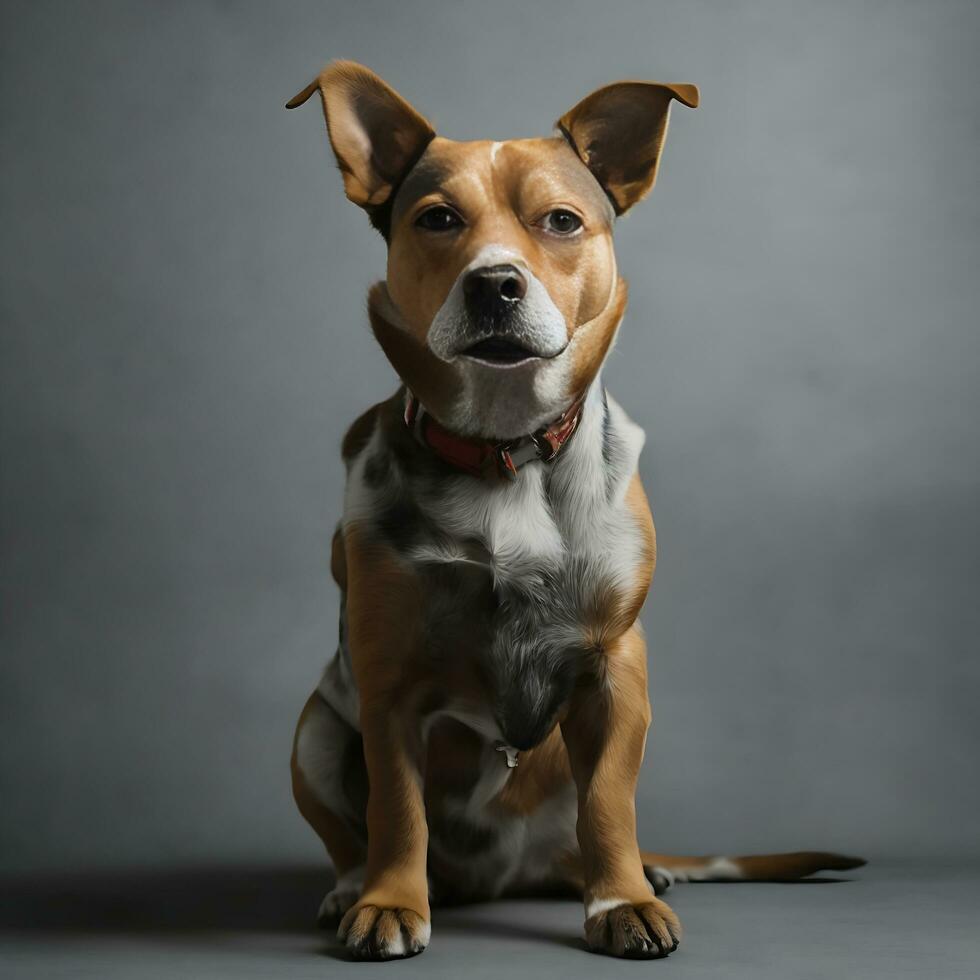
[286, 61, 864, 961]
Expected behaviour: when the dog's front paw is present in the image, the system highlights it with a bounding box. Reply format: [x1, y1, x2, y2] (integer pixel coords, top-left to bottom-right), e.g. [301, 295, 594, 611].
[585, 898, 681, 959]
[338, 903, 430, 960]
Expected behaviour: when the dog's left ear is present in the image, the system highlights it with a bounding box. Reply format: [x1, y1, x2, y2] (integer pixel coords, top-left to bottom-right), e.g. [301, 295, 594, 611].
[557, 81, 699, 215]
[286, 61, 435, 210]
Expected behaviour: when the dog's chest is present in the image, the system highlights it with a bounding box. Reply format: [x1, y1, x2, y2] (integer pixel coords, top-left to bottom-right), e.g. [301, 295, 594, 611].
[343, 386, 646, 745]
[412, 390, 644, 625]
[421, 463, 628, 601]
[402, 395, 644, 746]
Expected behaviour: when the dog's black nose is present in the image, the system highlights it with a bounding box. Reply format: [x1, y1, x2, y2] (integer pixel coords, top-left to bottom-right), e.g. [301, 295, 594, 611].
[463, 264, 527, 321]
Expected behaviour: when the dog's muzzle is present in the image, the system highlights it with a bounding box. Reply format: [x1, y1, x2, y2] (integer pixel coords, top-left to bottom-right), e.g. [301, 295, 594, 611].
[460, 264, 538, 364]
[426, 250, 568, 366]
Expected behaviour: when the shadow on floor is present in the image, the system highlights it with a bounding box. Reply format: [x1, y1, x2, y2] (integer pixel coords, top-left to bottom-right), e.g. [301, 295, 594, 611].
[0, 865, 332, 934]
[0, 865, 589, 957]
[0, 863, 860, 942]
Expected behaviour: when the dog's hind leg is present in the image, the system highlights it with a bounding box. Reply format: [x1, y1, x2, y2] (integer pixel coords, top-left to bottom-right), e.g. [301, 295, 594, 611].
[291, 690, 368, 925]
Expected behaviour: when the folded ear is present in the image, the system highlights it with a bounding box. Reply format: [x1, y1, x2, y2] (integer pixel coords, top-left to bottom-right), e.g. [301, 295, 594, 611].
[287, 61, 435, 210]
[556, 81, 699, 215]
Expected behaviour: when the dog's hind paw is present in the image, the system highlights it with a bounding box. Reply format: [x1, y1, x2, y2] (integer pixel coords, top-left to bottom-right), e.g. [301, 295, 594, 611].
[338, 904, 430, 960]
[316, 866, 364, 927]
[585, 898, 681, 959]
[643, 864, 675, 896]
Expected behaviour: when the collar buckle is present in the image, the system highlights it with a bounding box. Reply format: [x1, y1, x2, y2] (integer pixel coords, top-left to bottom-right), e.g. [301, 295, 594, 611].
[531, 430, 560, 463]
[501, 437, 544, 473]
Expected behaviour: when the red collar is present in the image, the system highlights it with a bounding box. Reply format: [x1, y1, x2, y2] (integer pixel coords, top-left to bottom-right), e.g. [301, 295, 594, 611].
[404, 390, 588, 480]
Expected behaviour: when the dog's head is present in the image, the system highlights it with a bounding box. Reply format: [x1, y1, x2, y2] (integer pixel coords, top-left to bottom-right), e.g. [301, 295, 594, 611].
[289, 62, 697, 438]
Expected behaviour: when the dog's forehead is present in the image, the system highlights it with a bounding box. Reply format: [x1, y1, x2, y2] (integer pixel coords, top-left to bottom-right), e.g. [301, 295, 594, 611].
[392, 136, 613, 222]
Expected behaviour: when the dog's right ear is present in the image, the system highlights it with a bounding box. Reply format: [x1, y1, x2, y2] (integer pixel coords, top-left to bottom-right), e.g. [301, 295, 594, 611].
[287, 61, 435, 210]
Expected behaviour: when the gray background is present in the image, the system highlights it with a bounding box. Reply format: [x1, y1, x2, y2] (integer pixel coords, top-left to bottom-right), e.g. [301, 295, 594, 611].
[2, 0, 979, 883]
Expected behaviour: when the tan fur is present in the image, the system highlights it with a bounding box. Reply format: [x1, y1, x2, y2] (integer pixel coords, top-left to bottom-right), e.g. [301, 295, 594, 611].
[366, 283, 463, 425]
[338, 524, 431, 952]
[567, 277, 629, 403]
[563, 627, 652, 900]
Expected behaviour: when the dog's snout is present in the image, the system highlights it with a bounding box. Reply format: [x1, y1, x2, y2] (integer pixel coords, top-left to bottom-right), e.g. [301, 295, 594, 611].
[430, 252, 568, 364]
[463, 264, 528, 320]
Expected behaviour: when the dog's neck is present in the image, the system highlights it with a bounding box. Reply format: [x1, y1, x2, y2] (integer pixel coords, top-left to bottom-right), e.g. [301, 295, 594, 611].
[366, 279, 629, 441]
[403, 386, 589, 481]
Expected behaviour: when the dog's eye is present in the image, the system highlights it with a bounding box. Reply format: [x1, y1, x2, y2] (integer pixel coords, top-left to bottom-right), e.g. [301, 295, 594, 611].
[416, 206, 463, 232]
[541, 209, 583, 235]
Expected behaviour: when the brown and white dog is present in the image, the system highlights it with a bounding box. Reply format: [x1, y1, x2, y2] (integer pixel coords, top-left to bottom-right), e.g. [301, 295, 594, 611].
[286, 61, 863, 961]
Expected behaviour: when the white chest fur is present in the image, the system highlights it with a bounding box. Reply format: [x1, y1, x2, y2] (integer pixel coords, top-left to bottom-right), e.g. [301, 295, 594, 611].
[412, 382, 646, 599]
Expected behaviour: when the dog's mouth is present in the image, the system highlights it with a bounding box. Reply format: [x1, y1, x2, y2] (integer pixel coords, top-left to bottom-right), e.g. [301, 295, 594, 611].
[460, 337, 547, 366]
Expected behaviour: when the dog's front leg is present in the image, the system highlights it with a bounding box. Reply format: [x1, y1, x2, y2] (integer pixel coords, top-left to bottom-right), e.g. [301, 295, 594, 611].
[337, 701, 430, 959]
[337, 528, 430, 960]
[561, 626, 681, 959]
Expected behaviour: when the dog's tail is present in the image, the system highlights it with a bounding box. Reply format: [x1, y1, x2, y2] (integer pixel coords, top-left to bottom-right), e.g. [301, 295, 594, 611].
[640, 850, 865, 894]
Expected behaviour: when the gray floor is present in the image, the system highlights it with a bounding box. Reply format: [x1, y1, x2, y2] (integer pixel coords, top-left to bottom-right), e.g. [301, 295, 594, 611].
[1, 862, 977, 979]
